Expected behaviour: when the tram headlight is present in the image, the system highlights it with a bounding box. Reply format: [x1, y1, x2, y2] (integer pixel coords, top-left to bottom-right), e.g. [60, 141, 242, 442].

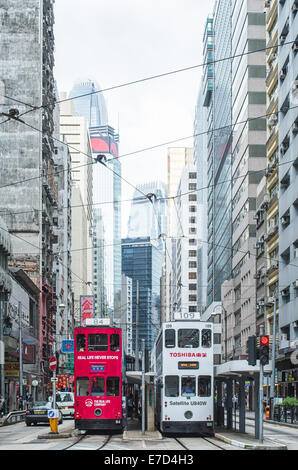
[94, 408, 102, 417]
[184, 411, 193, 420]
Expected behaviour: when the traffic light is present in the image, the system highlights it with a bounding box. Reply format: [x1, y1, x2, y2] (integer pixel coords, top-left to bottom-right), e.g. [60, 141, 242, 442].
[247, 335, 257, 366]
[259, 335, 269, 365]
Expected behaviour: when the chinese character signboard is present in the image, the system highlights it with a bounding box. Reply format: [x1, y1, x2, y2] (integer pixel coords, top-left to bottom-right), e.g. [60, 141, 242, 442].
[80, 295, 94, 326]
[62, 340, 74, 354]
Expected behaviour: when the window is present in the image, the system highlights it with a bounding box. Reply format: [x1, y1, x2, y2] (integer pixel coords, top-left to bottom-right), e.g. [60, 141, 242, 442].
[189, 206, 197, 212]
[88, 334, 108, 351]
[198, 376, 211, 397]
[202, 329, 212, 348]
[178, 329, 199, 348]
[189, 250, 197, 257]
[165, 329, 175, 348]
[165, 376, 179, 397]
[189, 172, 197, 179]
[189, 284, 197, 291]
[214, 333, 221, 344]
[107, 377, 120, 396]
[76, 377, 89, 396]
[189, 295, 197, 302]
[110, 334, 120, 352]
[181, 376, 196, 396]
[189, 261, 197, 268]
[91, 377, 105, 396]
[189, 272, 197, 279]
[189, 194, 197, 201]
[76, 334, 86, 352]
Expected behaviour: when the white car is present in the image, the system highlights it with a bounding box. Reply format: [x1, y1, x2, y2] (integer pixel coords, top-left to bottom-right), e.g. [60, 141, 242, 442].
[56, 392, 75, 418]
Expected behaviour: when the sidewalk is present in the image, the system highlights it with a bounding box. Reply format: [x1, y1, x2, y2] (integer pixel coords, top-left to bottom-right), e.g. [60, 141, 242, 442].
[215, 428, 288, 450]
[237, 409, 298, 429]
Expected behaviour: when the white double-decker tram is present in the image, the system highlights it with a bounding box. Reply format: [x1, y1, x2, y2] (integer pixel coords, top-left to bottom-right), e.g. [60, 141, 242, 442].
[153, 320, 214, 435]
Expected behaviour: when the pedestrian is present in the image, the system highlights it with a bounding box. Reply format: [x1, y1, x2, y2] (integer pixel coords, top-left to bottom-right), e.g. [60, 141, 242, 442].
[127, 394, 133, 419]
[232, 394, 238, 409]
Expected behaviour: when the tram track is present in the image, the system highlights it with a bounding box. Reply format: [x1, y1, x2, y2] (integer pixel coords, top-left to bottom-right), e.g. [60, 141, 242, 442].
[62, 432, 112, 451]
[174, 436, 227, 451]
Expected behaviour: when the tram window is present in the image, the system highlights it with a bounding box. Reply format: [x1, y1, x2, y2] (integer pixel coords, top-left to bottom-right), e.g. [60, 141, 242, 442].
[88, 333, 108, 351]
[91, 377, 105, 396]
[165, 329, 175, 348]
[76, 334, 86, 352]
[76, 377, 89, 396]
[198, 376, 211, 397]
[107, 377, 120, 397]
[178, 329, 199, 348]
[181, 376, 196, 396]
[202, 329, 212, 348]
[110, 334, 120, 352]
[165, 376, 179, 397]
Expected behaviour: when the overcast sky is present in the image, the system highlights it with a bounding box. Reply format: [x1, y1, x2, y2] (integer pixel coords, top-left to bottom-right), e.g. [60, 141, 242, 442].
[54, 0, 215, 234]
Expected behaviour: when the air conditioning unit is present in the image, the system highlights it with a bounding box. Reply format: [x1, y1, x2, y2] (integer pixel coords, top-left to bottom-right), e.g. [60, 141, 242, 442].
[268, 113, 278, 126]
[281, 334, 288, 341]
[293, 122, 298, 133]
[265, 0, 270, 7]
[281, 288, 289, 297]
[295, 279, 298, 289]
[292, 2, 298, 12]
[281, 215, 290, 225]
[280, 35, 286, 45]
[293, 43, 298, 52]
[294, 248, 298, 258]
[280, 69, 286, 80]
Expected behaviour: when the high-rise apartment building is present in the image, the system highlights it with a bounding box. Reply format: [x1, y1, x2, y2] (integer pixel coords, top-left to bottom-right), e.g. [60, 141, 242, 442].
[222, 0, 267, 361]
[172, 165, 200, 317]
[59, 96, 93, 324]
[276, 0, 298, 396]
[166, 147, 193, 320]
[0, 0, 58, 389]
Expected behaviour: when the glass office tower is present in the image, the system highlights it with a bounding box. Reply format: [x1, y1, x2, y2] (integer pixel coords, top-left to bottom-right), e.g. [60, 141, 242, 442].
[122, 237, 162, 352]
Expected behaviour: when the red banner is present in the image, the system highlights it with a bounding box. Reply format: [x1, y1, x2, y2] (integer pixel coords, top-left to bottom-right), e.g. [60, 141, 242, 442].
[80, 295, 94, 326]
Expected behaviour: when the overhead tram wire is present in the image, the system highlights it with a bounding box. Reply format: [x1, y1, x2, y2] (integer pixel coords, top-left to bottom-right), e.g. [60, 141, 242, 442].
[1, 100, 297, 199]
[0, 39, 293, 116]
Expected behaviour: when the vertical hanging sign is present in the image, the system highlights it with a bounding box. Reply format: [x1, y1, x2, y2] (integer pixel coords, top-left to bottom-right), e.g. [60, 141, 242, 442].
[80, 296, 94, 327]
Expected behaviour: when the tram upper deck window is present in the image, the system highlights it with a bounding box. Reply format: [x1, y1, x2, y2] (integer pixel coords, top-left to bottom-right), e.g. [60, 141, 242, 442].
[76, 377, 89, 396]
[91, 377, 105, 396]
[198, 376, 211, 397]
[165, 376, 179, 397]
[181, 376, 196, 396]
[107, 377, 120, 396]
[165, 329, 175, 348]
[88, 333, 108, 351]
[202, 329, 212, 348]
[110, 334, 120, 352]
[178, 329, 199, 348]
[76, 334, 86, 352]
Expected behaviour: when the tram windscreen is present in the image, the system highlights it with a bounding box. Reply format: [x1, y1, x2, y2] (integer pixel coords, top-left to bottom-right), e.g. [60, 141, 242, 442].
[178, 329, 199, 348]
[107, 377, 120, 396]
[181, 376, 196, 396]
[165, 329, 175, 348]
[76, 334, 86, 351]
[198, 376, 211, 397]
[76, 377, 89, 396]
[91, 377, 105, 396]
[202, 329, 212, 348]
[165, 376, 179, 397]
[110, 334, 120, 352]
[88, 333, 108, 351]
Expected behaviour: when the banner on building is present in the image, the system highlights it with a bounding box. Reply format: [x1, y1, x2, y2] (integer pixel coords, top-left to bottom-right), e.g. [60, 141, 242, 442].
[80, 295, 94, 326]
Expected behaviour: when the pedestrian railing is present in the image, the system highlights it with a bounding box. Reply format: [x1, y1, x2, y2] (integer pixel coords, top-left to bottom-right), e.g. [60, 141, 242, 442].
[273, 406, 298, 425]
[0, 410, 26, 426]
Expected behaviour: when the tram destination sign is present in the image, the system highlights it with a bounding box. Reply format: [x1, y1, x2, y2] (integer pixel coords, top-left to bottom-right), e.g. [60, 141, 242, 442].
[173, 311, 200, 321]
[178, 361, 199, 369]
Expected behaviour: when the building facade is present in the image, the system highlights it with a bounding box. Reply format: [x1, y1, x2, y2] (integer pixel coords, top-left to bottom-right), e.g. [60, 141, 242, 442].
[122, 237, 162, 353]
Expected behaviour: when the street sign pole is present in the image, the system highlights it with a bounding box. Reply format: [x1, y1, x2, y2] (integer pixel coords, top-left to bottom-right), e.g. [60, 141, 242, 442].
[259, 325, 264, 444]
[141, 339, 145, 436]
[52, 343, 56, 410]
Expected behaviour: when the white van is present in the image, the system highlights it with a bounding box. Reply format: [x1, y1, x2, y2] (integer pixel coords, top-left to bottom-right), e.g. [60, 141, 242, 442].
[56, 392, 75, 418]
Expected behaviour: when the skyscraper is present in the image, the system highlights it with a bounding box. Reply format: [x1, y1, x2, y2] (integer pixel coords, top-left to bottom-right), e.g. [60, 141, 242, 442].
[122, 237, 162, 353]
[127, 181, 167, 245]
[68, 80, 122, 322]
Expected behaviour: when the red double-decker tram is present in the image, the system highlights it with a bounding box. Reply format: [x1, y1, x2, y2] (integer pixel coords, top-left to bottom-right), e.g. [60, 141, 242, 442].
[74, 324, 123, 431]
